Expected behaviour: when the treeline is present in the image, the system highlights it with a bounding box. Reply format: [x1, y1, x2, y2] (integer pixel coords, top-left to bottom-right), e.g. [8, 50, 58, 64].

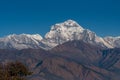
[0, 61, 32, 80]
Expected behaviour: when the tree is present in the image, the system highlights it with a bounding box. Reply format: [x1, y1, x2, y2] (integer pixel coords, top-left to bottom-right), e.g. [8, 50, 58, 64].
[0, 61, 32, 80]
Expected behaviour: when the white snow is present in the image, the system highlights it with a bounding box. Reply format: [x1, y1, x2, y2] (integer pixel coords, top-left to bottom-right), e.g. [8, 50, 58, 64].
[43, 20, 114, 49]
[0, 34, 43, 50]
[0, 19, 120, 50]
[104, 36, 120, 47]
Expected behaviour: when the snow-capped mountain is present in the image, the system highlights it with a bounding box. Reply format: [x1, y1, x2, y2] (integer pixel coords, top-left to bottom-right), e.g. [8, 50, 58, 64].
[0, 19, 119, 50]
[42, 20, 113, 49]
[45, 20, 84, 43]
[104, 36, 120, 48]
[0, 34, 43, 49]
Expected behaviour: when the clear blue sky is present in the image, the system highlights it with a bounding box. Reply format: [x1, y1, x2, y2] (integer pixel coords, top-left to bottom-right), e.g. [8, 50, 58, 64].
[0, 0, 120, 37]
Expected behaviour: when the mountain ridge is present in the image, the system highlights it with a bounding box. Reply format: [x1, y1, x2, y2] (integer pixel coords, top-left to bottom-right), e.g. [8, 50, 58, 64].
[0, 19, 119, 50]
[0, 40, 120, 80]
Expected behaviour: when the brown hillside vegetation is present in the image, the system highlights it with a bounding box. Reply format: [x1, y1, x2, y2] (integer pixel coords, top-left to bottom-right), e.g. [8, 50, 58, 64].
[0, 61, 32, 80]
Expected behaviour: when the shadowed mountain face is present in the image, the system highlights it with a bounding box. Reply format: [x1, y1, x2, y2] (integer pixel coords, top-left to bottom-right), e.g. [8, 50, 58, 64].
[0, 40, 120, 80]
[34, 57, 111, 80]
[50, 40, 103, 65]
[98, 48, 120, 78]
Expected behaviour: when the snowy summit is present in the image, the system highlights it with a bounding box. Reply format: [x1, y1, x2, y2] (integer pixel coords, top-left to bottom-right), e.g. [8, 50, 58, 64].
[0, 19, 120, 50]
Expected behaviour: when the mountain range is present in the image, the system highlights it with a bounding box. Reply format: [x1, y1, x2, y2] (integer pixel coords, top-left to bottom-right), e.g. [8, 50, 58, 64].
[0, 40, 120, 80]
[0, 19, 120, 50]
[0, 20, 120, 80]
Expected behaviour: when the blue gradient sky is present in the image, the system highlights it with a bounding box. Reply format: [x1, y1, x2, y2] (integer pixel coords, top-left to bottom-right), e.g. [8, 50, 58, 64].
[0, 0, 120, 37]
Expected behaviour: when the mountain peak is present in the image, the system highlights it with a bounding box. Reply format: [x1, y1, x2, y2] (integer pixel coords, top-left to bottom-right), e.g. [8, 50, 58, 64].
[63, 19, 84, 29]
[43, 20, 114, 49]
[0, 33, 43, 50]
[50, 19, 84, 31]
[6, 33, 43, 41]
[0, 20, 120, 50]
[45, 20, 85, 41]
[64, 19, 77, 24]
